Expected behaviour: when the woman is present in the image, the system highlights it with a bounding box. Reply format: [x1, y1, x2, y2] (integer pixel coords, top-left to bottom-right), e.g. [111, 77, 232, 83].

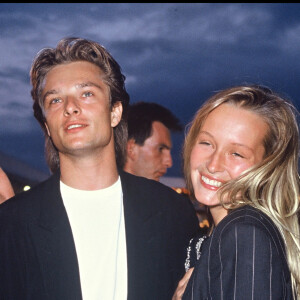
[173, 85, 300, 299]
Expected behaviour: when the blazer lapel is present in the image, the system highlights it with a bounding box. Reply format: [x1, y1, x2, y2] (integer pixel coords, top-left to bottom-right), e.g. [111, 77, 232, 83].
[120, 171, 164, 299]
[30, 171, 82, 300]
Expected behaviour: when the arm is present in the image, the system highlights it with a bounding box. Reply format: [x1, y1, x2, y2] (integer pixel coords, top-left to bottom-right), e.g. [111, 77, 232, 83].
[0, 168, 15, 204]
[172, 268, 194, 300]
[209, 222, 287, 300]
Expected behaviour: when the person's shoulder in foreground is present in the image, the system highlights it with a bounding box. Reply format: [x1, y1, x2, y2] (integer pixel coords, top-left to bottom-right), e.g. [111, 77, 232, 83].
[213, 205, 290, 262]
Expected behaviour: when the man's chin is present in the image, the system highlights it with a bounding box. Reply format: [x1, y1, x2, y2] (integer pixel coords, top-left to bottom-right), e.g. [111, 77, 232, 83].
[154, 172, 166, 181]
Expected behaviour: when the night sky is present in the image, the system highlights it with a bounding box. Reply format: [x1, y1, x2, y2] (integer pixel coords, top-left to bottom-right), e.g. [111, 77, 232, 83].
[1, 3, 300, 180]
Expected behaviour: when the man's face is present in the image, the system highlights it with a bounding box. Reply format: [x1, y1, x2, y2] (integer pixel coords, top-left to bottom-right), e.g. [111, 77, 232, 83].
[130, 121, 173, 181]
[42, 61, 121, 160]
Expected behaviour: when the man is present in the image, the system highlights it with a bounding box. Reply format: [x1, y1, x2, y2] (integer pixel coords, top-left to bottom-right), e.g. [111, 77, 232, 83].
[123, 101, 182, 181]
[0, 168, 15, 203]
[0, 37, 199, 300]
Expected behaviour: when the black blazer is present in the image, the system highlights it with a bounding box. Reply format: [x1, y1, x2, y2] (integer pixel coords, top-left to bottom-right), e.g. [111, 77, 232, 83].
[0, 170, 199, 300]
[183, 205, 294, 300]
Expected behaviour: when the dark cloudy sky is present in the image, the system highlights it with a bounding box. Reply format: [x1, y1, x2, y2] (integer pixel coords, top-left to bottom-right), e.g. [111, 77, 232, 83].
[1, 3, 300, 180]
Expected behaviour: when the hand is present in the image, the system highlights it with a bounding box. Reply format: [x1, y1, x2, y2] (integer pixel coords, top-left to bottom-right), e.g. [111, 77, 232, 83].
[172, 267, 194, 300]
[0, 168, 15, 204]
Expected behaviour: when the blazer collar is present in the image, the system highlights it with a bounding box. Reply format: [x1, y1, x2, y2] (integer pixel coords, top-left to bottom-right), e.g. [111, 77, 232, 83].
[35, 169, 162, 298]
[38, 170, 162, 229]
[37, 170, 67, 231]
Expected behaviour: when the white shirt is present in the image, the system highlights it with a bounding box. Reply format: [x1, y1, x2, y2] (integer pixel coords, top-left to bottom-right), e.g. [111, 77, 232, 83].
[60, 177, 127, 300]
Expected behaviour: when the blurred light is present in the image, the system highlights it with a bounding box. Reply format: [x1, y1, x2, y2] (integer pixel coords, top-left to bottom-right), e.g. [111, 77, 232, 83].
[172, 187, 190, 195]
[23, 185, 31, 191]
[200, 219, 210, 228]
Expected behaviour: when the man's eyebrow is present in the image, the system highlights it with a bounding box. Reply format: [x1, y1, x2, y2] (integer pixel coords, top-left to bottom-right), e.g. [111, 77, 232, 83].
[75, 81, 103, 89]
[43, 89, 58, 103]
[159, 143, 171, 150]
[42, 81, 104, 103]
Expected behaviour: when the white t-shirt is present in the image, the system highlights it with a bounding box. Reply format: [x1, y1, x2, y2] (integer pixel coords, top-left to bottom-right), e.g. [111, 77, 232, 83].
[60, 177, 127, 300]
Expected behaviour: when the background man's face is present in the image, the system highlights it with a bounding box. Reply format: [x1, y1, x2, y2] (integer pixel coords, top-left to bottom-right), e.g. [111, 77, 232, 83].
[131, 121, 173, 181]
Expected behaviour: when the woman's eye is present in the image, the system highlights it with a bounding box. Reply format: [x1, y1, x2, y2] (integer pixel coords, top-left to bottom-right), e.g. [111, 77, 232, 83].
[199, 141, 211, 146]
[232, 152, 244, 158]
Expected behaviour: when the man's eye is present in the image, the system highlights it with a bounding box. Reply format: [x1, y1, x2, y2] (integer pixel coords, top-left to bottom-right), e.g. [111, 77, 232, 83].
[49, 98, 61, 104]
[83, 91, 93, 97]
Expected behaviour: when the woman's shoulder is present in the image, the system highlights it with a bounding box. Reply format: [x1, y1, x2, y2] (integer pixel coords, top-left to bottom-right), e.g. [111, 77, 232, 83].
[211, 205, 287, 259]
[216, 205, 278, 234]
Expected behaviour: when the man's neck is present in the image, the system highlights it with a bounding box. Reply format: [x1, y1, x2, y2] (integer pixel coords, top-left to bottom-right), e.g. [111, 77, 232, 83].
[123, 161, 133, 176]
[59, 152, 119, 191]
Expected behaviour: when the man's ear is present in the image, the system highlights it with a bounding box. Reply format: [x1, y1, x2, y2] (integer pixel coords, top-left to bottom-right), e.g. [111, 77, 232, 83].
[126, 138, 137, 161]
[111, 101, 123, 127]
[44, 122, 50, 136]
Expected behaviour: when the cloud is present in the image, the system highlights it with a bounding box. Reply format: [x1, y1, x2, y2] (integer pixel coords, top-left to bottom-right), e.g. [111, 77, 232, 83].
[0, 3, 299, 176]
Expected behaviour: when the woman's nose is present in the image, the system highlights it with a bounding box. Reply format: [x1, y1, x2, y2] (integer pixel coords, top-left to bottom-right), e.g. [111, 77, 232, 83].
[206, 151, 224, 174]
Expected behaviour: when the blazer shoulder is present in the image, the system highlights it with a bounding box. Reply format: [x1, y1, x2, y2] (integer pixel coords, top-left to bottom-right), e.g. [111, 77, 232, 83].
[212, 205, 286, 258]
[216, 205, 279, 232]
[120, 171, 198, 224]
[120, 170, 186, 203]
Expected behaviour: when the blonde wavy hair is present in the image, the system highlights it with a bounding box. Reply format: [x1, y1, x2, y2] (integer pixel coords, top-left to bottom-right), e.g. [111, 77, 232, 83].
[183, 85, 300, 298]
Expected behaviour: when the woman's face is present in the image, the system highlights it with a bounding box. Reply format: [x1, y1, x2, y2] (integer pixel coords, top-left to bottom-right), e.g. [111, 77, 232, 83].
[190, 103, 268, 209]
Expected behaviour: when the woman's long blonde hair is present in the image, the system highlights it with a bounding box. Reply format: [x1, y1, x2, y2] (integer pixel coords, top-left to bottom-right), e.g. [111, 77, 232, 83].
[183, 85, 300, 298]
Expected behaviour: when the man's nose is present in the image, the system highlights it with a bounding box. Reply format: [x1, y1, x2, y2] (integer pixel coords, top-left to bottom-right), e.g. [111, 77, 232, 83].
[164, 151, 173, 168]
[64, 97, 81, 116]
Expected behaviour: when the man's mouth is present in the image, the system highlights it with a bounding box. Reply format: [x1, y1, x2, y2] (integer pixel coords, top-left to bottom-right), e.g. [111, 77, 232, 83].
[67, 124, 85, 130]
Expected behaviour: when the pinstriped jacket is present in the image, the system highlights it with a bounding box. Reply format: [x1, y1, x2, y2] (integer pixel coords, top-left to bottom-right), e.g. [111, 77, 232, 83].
[183, 205, 294, 300]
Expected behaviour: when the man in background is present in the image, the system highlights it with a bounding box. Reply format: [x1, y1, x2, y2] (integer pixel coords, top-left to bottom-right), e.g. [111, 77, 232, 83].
[123, 102, 210, 232]
[123, 101, 182, 181]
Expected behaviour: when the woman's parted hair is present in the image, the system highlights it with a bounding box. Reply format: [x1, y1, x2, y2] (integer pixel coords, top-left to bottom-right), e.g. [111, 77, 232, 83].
[30, 37, 130, 173]
[183, 84, 300, 298]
